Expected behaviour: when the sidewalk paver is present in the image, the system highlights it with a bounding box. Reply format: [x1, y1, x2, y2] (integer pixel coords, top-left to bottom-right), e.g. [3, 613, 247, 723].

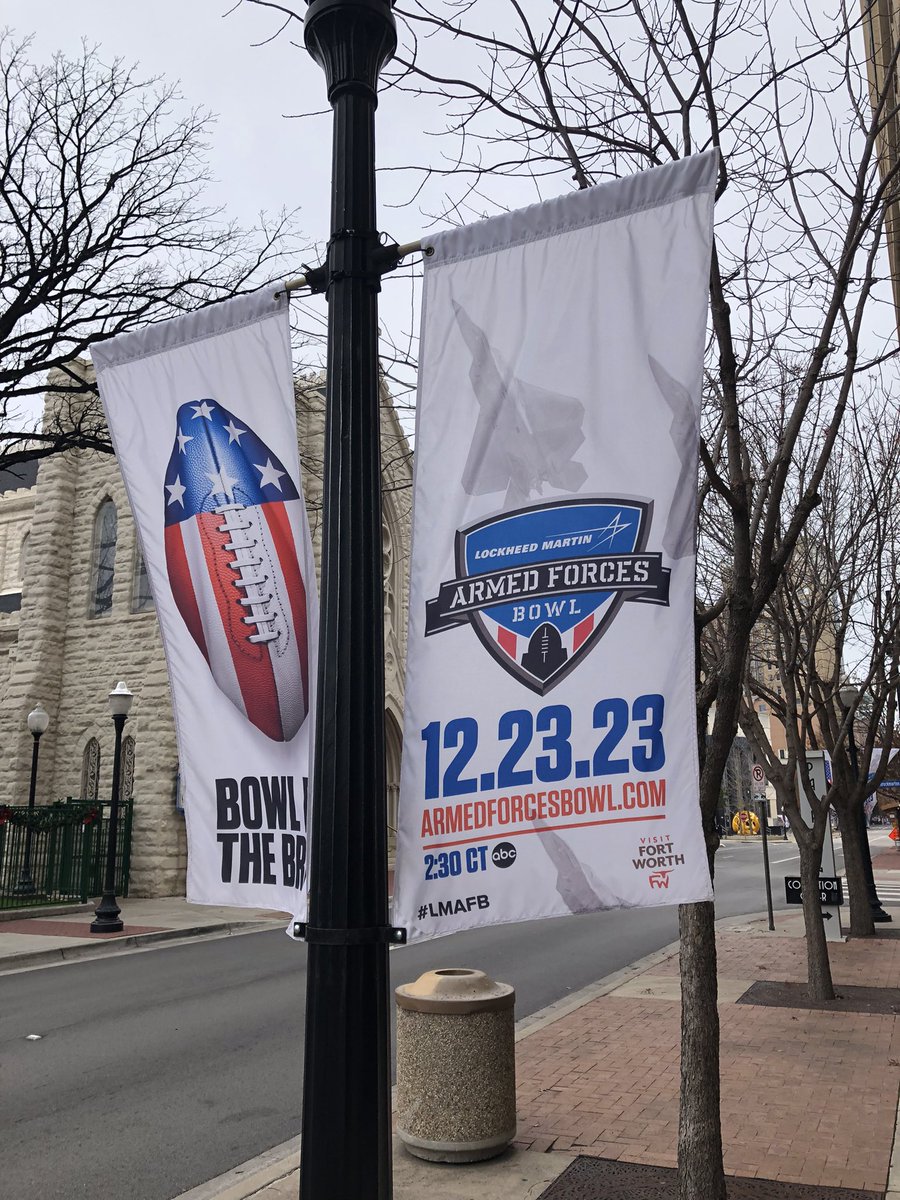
[512, 919, 900, 1193]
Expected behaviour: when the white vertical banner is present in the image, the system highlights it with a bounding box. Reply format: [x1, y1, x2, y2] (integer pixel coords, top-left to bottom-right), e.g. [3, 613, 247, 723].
[393, 154, 717, 942]
[93, 291, 317, 917]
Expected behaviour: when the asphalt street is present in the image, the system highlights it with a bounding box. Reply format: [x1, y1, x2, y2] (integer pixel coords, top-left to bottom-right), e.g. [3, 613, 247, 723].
[0, 837, 826, 1200]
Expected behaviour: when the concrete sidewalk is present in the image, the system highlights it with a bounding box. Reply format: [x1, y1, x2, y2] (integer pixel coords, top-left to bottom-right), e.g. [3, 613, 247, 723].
[0, 896, 285, 972]
[175, 904, 900, 1200]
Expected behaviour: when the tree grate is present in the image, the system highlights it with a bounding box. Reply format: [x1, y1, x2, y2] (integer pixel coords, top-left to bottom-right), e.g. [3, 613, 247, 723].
[736, 979, 900, 1015]
[537, 1156, 883, 1200]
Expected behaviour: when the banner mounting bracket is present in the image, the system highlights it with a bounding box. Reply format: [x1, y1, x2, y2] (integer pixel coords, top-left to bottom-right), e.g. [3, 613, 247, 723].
[293, 922, 407, 946]
[275, 238, 431, 298]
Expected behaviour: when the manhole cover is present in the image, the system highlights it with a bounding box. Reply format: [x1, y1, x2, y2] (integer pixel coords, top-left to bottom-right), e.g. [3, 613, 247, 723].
[537, 1156, 883, 1199]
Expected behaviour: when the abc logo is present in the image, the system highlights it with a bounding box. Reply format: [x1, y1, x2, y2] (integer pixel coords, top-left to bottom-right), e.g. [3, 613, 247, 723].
[491, 842, 518, 869]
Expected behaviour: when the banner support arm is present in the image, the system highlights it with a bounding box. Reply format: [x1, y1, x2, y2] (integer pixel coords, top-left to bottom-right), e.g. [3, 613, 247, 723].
[277, 238, 430, 297]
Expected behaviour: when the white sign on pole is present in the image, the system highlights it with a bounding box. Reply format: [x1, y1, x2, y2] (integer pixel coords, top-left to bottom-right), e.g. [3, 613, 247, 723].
[93, 292, 318, 917]
[795, 750, 842, 940]
[393, 154, 718, 942]
[751, 763, 766, 799]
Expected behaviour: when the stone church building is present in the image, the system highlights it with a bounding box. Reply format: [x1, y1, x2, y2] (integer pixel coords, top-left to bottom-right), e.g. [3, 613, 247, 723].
[0, 368, 412, 897]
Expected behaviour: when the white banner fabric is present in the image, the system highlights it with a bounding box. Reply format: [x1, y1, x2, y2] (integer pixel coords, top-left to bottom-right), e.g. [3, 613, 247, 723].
[393, 154, 717, 942]
[93, 291, 317, 917]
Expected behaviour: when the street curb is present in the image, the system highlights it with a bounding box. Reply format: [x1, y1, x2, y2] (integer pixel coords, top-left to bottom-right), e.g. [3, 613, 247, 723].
[0, 918, 284, 974]
[172, 1136, 301, 1200]
[513, 937, 682, 1042]
[513, 908, 781, 1043]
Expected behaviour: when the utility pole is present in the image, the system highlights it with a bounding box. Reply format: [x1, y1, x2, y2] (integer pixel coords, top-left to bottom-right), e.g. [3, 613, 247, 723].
[299, 2, 401, 1198]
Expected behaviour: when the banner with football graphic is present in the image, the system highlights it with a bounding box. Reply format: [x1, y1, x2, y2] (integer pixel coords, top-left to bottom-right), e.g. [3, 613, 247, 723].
[93, 291, 317, 917]
[393, 153, 717, 942]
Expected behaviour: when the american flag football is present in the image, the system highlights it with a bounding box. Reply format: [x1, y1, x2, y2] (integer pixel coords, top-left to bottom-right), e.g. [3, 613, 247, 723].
[163, 399, 310, 742]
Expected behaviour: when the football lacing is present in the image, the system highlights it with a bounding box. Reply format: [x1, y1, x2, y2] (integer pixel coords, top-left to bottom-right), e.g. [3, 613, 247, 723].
[216, 503, 278, 644]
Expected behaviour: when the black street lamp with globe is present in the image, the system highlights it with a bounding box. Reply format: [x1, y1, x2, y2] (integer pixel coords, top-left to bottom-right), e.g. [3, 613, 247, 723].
[91, 682, 133, 934]
[14, 703, 50, 895]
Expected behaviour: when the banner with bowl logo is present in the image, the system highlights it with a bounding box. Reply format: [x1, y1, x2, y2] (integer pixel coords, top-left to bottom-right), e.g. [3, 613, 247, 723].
[93, 291, 317, 918]
[393, 154, 717, 941]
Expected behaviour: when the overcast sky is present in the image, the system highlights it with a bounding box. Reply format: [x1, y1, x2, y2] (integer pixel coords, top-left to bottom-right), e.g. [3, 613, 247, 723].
[5, 2, 897, 406]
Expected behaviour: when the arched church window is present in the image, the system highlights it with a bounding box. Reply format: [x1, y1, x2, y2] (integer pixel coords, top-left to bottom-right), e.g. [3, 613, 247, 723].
[131, 547, 154, 613]
[19, 531, 29, 582]
[120, 735, 136, 800]
[81, 738, 101, 800]
[382, 516, 397, 635]
[384, 710, 402, 854]
[89, 499, 117, 617]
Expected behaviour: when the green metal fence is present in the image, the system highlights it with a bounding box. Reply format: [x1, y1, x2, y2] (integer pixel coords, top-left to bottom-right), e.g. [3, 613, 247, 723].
[0, 798, 133, 911]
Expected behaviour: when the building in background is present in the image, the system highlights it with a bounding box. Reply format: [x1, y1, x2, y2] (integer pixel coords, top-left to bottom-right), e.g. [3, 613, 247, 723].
[0, 368, 412, 897]
[863, 0, 900, 339]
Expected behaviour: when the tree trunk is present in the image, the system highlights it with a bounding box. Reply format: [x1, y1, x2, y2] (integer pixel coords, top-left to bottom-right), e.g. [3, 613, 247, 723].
[799, 846, 835, 1001]
[678, 900, 726, 1200]
[834, 797, 875, 937]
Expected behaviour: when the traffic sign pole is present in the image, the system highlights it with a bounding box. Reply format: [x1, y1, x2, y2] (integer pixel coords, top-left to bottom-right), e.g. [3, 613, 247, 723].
[758, 799, 775, 932]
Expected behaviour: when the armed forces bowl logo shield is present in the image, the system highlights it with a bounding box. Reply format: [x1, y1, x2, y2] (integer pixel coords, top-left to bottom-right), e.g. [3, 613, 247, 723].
[164, 399, 310, 743]
[425, 498, 669, 693]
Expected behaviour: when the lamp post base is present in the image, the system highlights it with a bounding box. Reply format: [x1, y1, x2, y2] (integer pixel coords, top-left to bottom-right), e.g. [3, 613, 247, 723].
[872, 907, 893, 923]
[91, 893, 123, 934]
[13, 872, 36, 896]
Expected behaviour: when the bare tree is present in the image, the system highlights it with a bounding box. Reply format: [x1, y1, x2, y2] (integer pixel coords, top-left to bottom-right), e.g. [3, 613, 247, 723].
[240, 2, 900, 1195]
[797, 408, 900, 936]
[0, 33, 300, 473]
[736, 400, 900, 997]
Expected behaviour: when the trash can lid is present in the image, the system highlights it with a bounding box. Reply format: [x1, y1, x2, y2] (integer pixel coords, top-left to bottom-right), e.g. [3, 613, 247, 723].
[395, 968, 515, 1014]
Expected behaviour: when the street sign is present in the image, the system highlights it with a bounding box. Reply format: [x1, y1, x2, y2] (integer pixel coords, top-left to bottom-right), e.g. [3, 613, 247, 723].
[784, 875, 844, 906]
[751, 764, 765, 784]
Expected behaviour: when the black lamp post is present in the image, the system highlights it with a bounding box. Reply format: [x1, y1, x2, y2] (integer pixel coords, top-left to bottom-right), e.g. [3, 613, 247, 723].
[299, 3, 399, 1199]
[840, 684, 891, 923]
[15, 703, 50, 895]
[91, 682, 133, 934]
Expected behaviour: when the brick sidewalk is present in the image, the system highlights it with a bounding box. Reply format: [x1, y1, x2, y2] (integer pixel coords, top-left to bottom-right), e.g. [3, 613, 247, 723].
[514, 919, 900, 1192]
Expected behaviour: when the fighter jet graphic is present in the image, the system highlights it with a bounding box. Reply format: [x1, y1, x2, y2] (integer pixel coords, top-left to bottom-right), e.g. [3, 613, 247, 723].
[648, 356, 698, 561]
[454, 301, 588, 506]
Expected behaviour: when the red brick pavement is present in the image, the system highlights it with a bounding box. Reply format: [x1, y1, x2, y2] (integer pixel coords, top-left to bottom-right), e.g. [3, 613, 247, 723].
[0, 919, 165, 938]
[873, 850, 900, 870]
[513, 926, 900, 1191]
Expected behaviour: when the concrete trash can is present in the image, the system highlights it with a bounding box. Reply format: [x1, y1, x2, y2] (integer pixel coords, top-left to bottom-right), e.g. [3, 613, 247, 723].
[395, 967, 516, 1163]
